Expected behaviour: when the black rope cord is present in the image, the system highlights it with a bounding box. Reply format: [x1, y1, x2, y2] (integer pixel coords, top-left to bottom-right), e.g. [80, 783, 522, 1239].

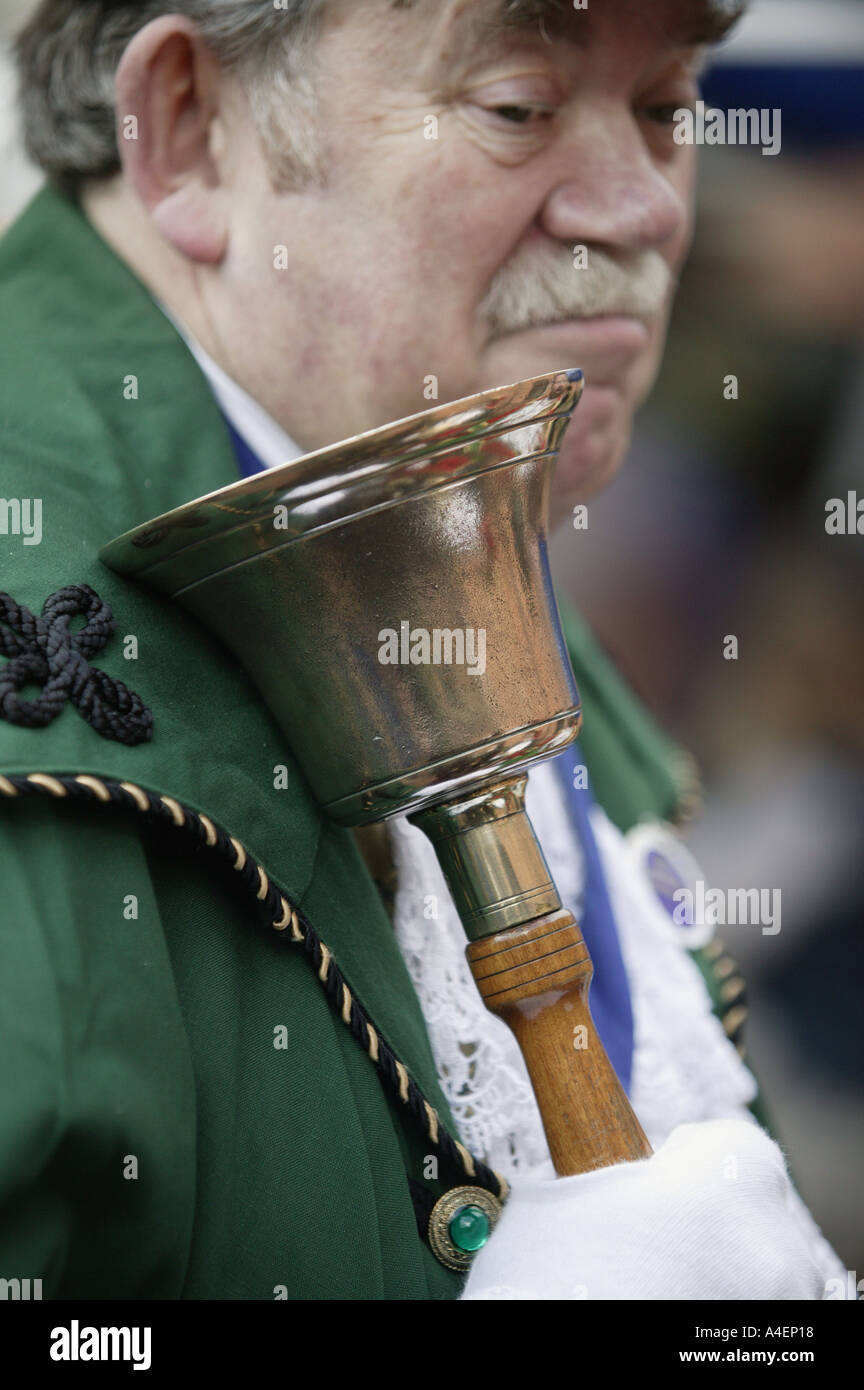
[0, 587, 152, 746]
[0, 770, 508, 1205]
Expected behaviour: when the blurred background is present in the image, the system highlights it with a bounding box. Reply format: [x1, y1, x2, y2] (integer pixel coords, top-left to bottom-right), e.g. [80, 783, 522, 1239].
[1, 0, 862, 1276]
[550, 0, 864, 1274]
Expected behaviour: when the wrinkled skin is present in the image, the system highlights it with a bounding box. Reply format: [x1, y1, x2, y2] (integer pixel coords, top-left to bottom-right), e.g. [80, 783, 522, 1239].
[85, 0, 707, 526]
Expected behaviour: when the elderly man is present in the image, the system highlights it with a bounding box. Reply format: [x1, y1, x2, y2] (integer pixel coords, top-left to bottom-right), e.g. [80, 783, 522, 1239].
[0, 0, 844, 1300]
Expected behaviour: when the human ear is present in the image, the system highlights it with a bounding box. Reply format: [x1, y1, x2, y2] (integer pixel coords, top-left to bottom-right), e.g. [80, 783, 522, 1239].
[114, 16, 229, 263]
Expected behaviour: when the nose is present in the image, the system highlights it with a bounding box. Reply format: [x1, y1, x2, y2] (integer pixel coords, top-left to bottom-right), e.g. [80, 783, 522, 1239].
[539, 110, 688, 255]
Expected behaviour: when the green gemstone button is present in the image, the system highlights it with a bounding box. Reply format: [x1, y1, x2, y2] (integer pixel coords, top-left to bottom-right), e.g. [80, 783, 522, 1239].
[448, 1204, 490, 1254]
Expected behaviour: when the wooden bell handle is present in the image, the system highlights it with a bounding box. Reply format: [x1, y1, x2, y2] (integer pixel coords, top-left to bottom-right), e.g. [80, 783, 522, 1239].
[467, 908, 652, 1176]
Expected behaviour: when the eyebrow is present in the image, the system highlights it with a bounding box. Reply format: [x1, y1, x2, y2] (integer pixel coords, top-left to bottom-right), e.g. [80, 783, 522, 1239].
[668, 1, 749, 45]
[393, 0, 748, 48]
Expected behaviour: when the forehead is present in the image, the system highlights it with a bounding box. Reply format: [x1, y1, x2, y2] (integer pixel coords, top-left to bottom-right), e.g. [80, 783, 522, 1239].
[398, 0, 744, 49]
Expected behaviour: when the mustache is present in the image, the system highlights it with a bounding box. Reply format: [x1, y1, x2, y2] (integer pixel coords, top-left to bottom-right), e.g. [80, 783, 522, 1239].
[480, 241, 673, 336]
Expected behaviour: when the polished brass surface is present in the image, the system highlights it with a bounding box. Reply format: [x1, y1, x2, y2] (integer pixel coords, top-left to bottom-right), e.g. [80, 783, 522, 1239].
[330, 713, 580, 825]
[412, 775, 562, 941]
[101, 369, 585, 824]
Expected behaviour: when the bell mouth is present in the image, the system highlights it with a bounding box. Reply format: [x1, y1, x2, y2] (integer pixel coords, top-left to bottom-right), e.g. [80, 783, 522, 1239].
[99, 368, 583, 595]
[326, 710, 582, 826]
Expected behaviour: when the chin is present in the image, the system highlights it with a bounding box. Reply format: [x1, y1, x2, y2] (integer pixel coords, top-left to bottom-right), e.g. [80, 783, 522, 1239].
[470, 342, 646, 527]
[476, 342, 643, 490]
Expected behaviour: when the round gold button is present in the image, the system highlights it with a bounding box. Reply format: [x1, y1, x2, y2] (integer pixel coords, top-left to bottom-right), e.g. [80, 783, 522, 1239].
[427, 1185, 503, 1272]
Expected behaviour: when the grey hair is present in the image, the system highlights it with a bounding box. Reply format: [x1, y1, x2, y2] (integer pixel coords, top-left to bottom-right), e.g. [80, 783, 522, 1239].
[14, 0, 331, 196]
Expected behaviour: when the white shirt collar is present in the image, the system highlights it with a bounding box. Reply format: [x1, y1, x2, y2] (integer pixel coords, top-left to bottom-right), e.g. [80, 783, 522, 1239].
[157, 301, 304, 471]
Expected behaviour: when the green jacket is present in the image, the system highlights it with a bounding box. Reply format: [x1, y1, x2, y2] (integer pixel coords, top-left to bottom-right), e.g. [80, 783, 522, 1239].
[0, 187, 713, 1300]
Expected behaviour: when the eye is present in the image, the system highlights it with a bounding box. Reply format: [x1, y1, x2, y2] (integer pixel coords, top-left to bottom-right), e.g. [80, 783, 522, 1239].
[644, 103, 687, 126]
[487, 103, 554, 127]
[492, 104, 536, 124]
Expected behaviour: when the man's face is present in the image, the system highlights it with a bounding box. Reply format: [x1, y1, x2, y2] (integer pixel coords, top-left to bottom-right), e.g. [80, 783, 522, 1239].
[211, 0, 705, 520]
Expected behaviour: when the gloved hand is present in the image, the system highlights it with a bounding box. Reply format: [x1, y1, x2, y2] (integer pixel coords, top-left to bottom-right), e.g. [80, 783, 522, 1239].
[460, 1119, 827, 1300]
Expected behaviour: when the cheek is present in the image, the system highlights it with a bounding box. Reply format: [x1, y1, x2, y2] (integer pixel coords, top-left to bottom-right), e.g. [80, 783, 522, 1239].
[411, 134, 540, 303]
[669, 149, 697, 265]
[638, 301, 676, 398]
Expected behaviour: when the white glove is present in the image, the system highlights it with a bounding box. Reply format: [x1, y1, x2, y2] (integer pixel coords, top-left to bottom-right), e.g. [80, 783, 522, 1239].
[460, 1119, 827, 1300]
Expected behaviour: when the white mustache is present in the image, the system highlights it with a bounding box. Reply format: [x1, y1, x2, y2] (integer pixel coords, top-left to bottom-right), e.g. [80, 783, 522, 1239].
[480, 240, 672, 336]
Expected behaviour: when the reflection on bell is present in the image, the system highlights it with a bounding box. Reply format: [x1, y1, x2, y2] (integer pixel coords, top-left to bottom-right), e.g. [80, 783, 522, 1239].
[101, 367, 652, 1177]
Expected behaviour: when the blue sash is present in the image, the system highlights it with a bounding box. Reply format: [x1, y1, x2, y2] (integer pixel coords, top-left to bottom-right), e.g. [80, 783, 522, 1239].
[552, 750, 635, 1095]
